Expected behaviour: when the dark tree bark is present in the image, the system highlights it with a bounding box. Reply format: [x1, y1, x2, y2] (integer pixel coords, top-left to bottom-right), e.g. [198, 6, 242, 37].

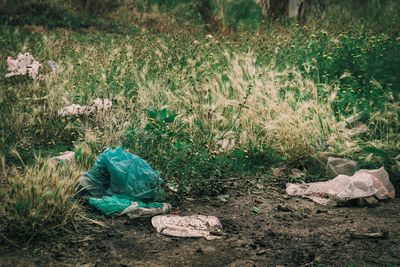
[257, 0, 326, 23]
[298, 0, 326, 25]
[268, 0, 290, 18]
[198, 0, 216, 31]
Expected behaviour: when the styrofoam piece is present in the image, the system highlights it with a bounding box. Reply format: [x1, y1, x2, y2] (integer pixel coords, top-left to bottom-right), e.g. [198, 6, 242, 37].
[152, 215, 222, 240]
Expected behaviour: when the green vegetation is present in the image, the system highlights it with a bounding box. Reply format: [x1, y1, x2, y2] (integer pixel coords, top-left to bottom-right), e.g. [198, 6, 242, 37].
[0, 0, 399, 238]
[1, 157, 82, 238]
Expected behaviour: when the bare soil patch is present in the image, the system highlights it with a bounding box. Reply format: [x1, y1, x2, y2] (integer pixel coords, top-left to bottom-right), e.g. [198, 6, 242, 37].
[1, 186, 399, 266]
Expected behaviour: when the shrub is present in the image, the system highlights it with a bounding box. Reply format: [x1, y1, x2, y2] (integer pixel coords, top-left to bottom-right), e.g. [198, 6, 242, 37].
[275, 31, 400, 116]
[0, 158, 82, 238]
[132, 52, 350, 162]
[210, 0, 263, 31]
[123, 107, 282, 198]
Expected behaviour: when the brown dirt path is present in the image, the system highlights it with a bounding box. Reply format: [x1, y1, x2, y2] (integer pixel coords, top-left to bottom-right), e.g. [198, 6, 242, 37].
[1, 187, 400, 266]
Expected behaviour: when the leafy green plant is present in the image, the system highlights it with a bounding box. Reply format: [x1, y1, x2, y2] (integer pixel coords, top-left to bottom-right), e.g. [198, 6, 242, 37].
[0, 0, 399, 203]
[275, 31, 400, 116]
[122, 107, 281, 199]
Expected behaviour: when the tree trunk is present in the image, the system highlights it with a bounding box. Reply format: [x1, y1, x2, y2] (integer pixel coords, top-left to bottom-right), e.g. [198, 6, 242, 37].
[85, 0, 90, 13]
[269, 0, 290, 18]
[257, 0, 326, 23]
[298, 0, 326, 25]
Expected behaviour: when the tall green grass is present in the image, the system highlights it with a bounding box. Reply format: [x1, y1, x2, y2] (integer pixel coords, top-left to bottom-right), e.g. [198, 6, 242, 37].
[0, 157, 82, 238]
[0, 0, 399, 238]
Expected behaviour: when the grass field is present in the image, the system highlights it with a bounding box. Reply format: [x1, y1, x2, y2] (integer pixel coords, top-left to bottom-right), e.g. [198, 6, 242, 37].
[0, 0, 399, 238]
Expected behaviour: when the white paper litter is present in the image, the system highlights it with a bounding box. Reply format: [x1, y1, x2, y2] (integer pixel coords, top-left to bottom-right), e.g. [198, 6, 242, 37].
[48, 59, 57, 73]
[286, 167, 395, 206]
[6, 53, 42, 79]
[49, 151, 75, 162]
[151, 215, 223, 240]
[58, 98, 112, 117]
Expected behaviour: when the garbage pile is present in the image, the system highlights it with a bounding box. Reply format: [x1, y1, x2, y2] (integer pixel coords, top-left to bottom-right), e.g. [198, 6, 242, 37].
[5, 52, 42, 80]
[78, 147, 169, 218]
[75, 147, 222, 239]
[5, 52, 58, 80]
[58, 98, 112, 117]
[286, 157, 396, 206]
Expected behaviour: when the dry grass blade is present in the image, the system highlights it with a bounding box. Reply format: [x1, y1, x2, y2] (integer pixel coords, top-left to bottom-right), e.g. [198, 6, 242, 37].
[1, 158, 83, 238]
[134, 52, 350, 161]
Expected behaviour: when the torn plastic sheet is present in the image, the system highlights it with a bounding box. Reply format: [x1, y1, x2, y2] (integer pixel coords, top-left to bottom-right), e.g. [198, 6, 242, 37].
[152, 215, 223, 240]
[58, 98, 112, 117]
[80, 147, 163, 201]
[88, 195, 170, 218]
[48, 59, 57, 72]
[326, 157, 359, 178]
[80, 147, 169, 219]
[49, 151, 75, 163]
[120, 202, 171, 219]
[6, 52, 42, 79]
[286, 167, 395, 206]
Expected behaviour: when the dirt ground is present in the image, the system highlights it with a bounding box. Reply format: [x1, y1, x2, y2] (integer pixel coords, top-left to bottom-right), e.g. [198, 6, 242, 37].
[1, 184, 400, 267]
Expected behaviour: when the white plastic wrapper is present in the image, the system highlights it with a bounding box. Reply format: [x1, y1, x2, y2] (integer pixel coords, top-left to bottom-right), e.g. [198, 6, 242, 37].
[58, 98, 112, 117]
[6, 52, 42, 79]
[286, 167, 396, 206]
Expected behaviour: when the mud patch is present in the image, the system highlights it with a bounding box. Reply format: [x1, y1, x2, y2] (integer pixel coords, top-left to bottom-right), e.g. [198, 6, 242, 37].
[1, 187, 400, 266]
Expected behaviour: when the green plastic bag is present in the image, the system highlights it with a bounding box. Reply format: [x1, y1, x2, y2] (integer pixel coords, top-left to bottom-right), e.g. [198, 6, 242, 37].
[89, 195, 132, 216]
[89, 194, 166, 216]
[80, 147, 163, 201]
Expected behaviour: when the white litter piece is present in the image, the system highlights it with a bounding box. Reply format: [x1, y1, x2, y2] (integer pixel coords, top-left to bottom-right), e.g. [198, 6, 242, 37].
[48, 59, 57, 73]
[326, 157, 359, 178]
[152, 215, 223, 240]
[5, 52, 42, 80]
[50, 151, 75, 163]
[166, 182, 179, 193]
[286, 167, 396, 206]
[345, 112, 362, 125]
[120, 203, 171, 219]
[58, 98, 112, 117]
[216, 138, 236, 152]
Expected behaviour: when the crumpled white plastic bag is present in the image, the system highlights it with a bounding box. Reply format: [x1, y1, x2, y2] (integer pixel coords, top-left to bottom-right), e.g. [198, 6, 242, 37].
[6, 52, 42, 79]
[58, 98, 112, 117]
[49, 151, 75, 163]
[286, 167, 395, 206]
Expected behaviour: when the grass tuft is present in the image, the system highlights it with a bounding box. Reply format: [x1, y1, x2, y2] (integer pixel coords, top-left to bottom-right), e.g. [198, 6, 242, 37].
[0, 157, 82, 239]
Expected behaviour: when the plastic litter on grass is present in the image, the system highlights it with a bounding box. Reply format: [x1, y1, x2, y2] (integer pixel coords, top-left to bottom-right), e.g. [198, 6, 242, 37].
[58, 98, 112, 117]
[6, 52, 42, 80]
[49, 151, 75, 163]
[120, 201, 171, 219]
[79, 147, 170, 218]
[88, 194, 170, 218]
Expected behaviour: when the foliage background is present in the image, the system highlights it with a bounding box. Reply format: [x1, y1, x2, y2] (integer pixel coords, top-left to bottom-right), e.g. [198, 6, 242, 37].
[0, 0, 399, 237]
